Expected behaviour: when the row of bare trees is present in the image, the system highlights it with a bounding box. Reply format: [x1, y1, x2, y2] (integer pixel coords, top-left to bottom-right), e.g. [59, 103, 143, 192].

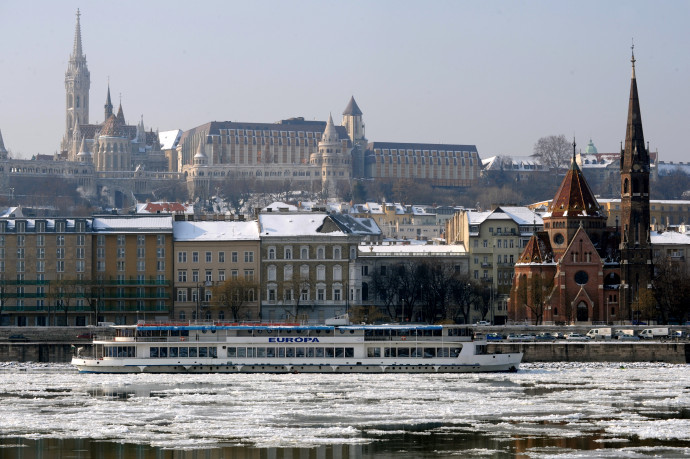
[368, 261, 492, 324]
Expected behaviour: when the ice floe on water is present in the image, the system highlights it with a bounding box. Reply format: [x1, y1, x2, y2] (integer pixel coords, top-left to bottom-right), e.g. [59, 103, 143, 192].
[0, 362, 688, 456]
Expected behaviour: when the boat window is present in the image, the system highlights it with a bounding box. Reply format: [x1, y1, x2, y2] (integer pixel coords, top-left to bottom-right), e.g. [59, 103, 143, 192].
[278, 348, 285, 358]
[159, 347, 168, 358]
[476, 345, 487, 355]
[237, 348, 246, 358]
[246, 347, 254, 358]
[286, 347, 295, 358]
[367, 347, 381, 358]
[437, 347, 450, 357]
[150, 347, 159, 358]
[315, 348, 324, 358]
[306, 348, 314, 358]
[256, 347, 266, 357]
[398, 348, 410, 358]
[199, 347, 208, 358]
[335, 348, 344, 358]
[180, 347, 189, 357]
[209, 347, 217, 358]
[189, 347, 197, 358]
[266, 348, 275, 358]
[325, 348, 334, 358]
[451, 347, 462, 357]
[345, 348, 354, 358]
[170, 347, 178, 358]
[411, 348, 422, 358]
[424, 348, 435, 358]
[384, 347, 396, 357]
[296, 347, 305, 358]
[227, 347, 236, 357]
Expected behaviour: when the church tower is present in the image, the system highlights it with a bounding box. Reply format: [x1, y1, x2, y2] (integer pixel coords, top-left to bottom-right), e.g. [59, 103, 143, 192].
[62, 9, 90, 152]
[619, 47, 654, 320]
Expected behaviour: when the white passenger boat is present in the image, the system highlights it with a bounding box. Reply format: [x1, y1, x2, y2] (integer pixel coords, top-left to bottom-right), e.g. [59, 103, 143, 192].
[71, 322, 523, 374]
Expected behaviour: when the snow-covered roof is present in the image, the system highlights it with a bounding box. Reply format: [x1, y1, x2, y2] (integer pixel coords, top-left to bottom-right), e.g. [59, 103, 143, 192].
[173, 221, 259, 241]
[92, 216, 173, 232]
[158, 130, 182, 150]
[365, 202, 383, 214]
[262, 201, 298, 212]
[358, 244, 467, 256]
[651, 231, 690, 246]
[259, 213, 344, 237]
[136, 202, 193, 214]
[328, 214, 382, 235]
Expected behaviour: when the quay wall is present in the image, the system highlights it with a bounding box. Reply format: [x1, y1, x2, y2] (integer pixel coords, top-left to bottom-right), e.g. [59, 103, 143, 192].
[491, 342, 689, 364]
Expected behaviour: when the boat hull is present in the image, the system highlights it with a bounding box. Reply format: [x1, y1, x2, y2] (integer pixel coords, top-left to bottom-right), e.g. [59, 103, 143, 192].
[71, 357, 522, 374]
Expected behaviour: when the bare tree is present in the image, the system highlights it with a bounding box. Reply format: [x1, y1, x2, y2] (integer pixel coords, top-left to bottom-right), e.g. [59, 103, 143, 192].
[213, 277, 259, 322]
[515, 271, 554, 325]
[652, 256, 690, 324]
[370, 266, 400, 320]
[450, 279, 476, 324]
[532, 134, 571, 172]
[49, 278, 78, 326]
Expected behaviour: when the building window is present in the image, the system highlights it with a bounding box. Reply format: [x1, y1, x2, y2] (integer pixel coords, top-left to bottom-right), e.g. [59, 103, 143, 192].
[317, 288, 325, 301]
[206, 252, 212, 263]
[283, 265, 293, 281]
[244, 270, 255, 281]
[284, 247, 292, 260]
[137, 235, 145, 246]
[219, 270, 226, 282]
[317, 247, 325, 259]
[334, 289, 341, 301]
[301, 247, 309, 260]
[219, 252, 225, 263]
[177, 289, 188, 302]
[178, 252, 187, 263]
[117, 235, 125, 246]
[268, 288, 276, 302]
[333, 246, 341, 260]
[192, 271, 199, 283]
[157, 247, 165, 258]
[361, 265, 369, 276]
[157, 260, 165, 271]
[157, 235, 165, 246]
[97, 235, 105, 246]
[178, 270, 187, 282]
[244, 251, 254, 263]
[232, 252, 238, 263]
[192, 252, 199, 263]
[317, 265, 326, 281]
[268, 248, 276, 260]
[117, 248, 125, 258]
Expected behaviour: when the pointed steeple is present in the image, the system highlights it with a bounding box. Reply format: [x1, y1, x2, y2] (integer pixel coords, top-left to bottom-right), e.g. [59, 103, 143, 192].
[342, 96, 362, 116]
[71, 9, 84, 60]
[548, 137, 602, 218]
[622, 43, 648, 168]
[321, 113, 339, 144]
[116, 102, 126, 125]
[104, 83, 113, 120]
[0, 129, 8, 160]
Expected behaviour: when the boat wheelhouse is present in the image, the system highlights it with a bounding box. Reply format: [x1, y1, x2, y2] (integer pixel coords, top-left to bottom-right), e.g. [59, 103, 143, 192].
[71, 322, 522, 373]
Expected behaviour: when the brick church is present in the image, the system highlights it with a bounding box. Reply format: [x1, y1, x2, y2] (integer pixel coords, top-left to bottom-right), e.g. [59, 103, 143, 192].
[509, 50, 653, 324]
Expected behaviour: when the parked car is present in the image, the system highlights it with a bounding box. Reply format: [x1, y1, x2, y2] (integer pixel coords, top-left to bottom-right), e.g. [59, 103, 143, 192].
[475, 321, 491, 326]
[485, 333, 503, 341]
[565, 333, 590, 341]
[535, 332, 556, 341]
[618, 334, 640, 341]
[8, 334, 29, 342]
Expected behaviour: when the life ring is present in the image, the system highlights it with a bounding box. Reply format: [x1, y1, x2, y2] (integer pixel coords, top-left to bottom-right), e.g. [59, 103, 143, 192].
[181, 337, 185, 342]
[401, 337, 406, 341]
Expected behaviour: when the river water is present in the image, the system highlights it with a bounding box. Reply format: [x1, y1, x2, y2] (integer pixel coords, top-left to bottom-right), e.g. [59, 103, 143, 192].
[0, 362, 689, 458]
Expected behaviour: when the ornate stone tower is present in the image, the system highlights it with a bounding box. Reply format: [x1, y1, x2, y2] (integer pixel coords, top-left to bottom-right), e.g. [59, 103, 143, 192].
[619, 47, 654, 320]
[62, 9, 90, 153]
[342, 96, 366, 178]
[313, 114, 351, 198]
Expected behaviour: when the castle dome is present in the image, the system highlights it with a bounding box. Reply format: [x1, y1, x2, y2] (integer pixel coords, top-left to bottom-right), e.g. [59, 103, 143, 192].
[585, 139, 598, 154]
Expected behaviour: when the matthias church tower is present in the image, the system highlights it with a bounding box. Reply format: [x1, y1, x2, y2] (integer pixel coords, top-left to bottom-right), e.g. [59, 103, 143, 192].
[61, 9, 90, 153]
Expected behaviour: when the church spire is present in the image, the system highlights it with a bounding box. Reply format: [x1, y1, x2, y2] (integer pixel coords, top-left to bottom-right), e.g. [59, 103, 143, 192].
[0, 129, 8, 160]
[104, 82, 113, 119]
[623, 42, 647, 167]
[71, 9, 84, 60]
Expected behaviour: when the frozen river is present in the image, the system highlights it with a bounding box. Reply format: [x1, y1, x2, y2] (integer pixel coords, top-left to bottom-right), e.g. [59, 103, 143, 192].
[0, 362, 689, 458]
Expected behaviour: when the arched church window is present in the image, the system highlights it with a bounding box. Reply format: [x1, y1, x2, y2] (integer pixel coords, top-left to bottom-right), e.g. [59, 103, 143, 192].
[624, 178, 629, 194]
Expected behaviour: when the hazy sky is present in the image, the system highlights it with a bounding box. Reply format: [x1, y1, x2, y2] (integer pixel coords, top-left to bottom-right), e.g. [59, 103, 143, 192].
[1, 1, 688, 162]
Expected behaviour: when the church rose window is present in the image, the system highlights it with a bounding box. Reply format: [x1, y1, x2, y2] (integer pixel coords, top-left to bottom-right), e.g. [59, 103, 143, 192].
[554, 233, 564, 245]
[574, 271, 589, 285]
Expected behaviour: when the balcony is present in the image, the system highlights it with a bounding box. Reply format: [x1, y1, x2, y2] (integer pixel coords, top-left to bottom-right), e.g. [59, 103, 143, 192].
[480, 262, 493, 268]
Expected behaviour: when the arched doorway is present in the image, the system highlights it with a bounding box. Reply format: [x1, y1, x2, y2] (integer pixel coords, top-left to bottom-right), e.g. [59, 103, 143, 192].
[577, 301, 589, 322]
